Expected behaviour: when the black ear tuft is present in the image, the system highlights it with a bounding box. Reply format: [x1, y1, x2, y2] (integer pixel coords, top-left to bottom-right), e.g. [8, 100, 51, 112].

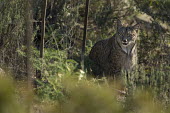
[117, 19, 122, 30]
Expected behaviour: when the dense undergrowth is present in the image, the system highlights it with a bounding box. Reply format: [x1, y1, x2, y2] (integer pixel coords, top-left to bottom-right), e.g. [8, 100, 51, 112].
[1, 47, 170, 113]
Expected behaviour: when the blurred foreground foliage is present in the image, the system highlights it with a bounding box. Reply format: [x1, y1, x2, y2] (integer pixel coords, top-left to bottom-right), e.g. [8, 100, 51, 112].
[1, 74, 170, 113]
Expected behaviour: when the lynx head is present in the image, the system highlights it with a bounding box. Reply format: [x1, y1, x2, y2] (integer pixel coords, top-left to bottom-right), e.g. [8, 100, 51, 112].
[116, 21, 140, 54]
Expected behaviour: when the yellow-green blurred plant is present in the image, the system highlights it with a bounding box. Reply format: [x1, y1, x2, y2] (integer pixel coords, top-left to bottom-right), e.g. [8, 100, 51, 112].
[0, 75, 25, 113]
[1, 74, 170, 113]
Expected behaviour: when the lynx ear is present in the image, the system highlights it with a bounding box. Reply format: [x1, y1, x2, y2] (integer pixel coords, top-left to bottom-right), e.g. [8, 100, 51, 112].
[117, 20, 122, 30]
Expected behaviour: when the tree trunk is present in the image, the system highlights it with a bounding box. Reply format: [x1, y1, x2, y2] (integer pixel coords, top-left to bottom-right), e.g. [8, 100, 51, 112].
[37, 0, 47, 79]
[25, 0, 33, 85]
[25, 0, 33, 112]
[81, 0, 90, 71]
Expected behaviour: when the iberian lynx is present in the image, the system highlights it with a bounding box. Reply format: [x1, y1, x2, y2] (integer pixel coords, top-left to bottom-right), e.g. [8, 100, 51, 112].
[89, 21, 139, 76]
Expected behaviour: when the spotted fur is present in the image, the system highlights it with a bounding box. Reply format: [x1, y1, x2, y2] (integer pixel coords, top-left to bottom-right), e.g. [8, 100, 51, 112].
[89, 23, 139, 76]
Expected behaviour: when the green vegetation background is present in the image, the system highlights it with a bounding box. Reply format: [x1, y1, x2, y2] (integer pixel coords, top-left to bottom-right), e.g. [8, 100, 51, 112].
[0, 0, 170, 113]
